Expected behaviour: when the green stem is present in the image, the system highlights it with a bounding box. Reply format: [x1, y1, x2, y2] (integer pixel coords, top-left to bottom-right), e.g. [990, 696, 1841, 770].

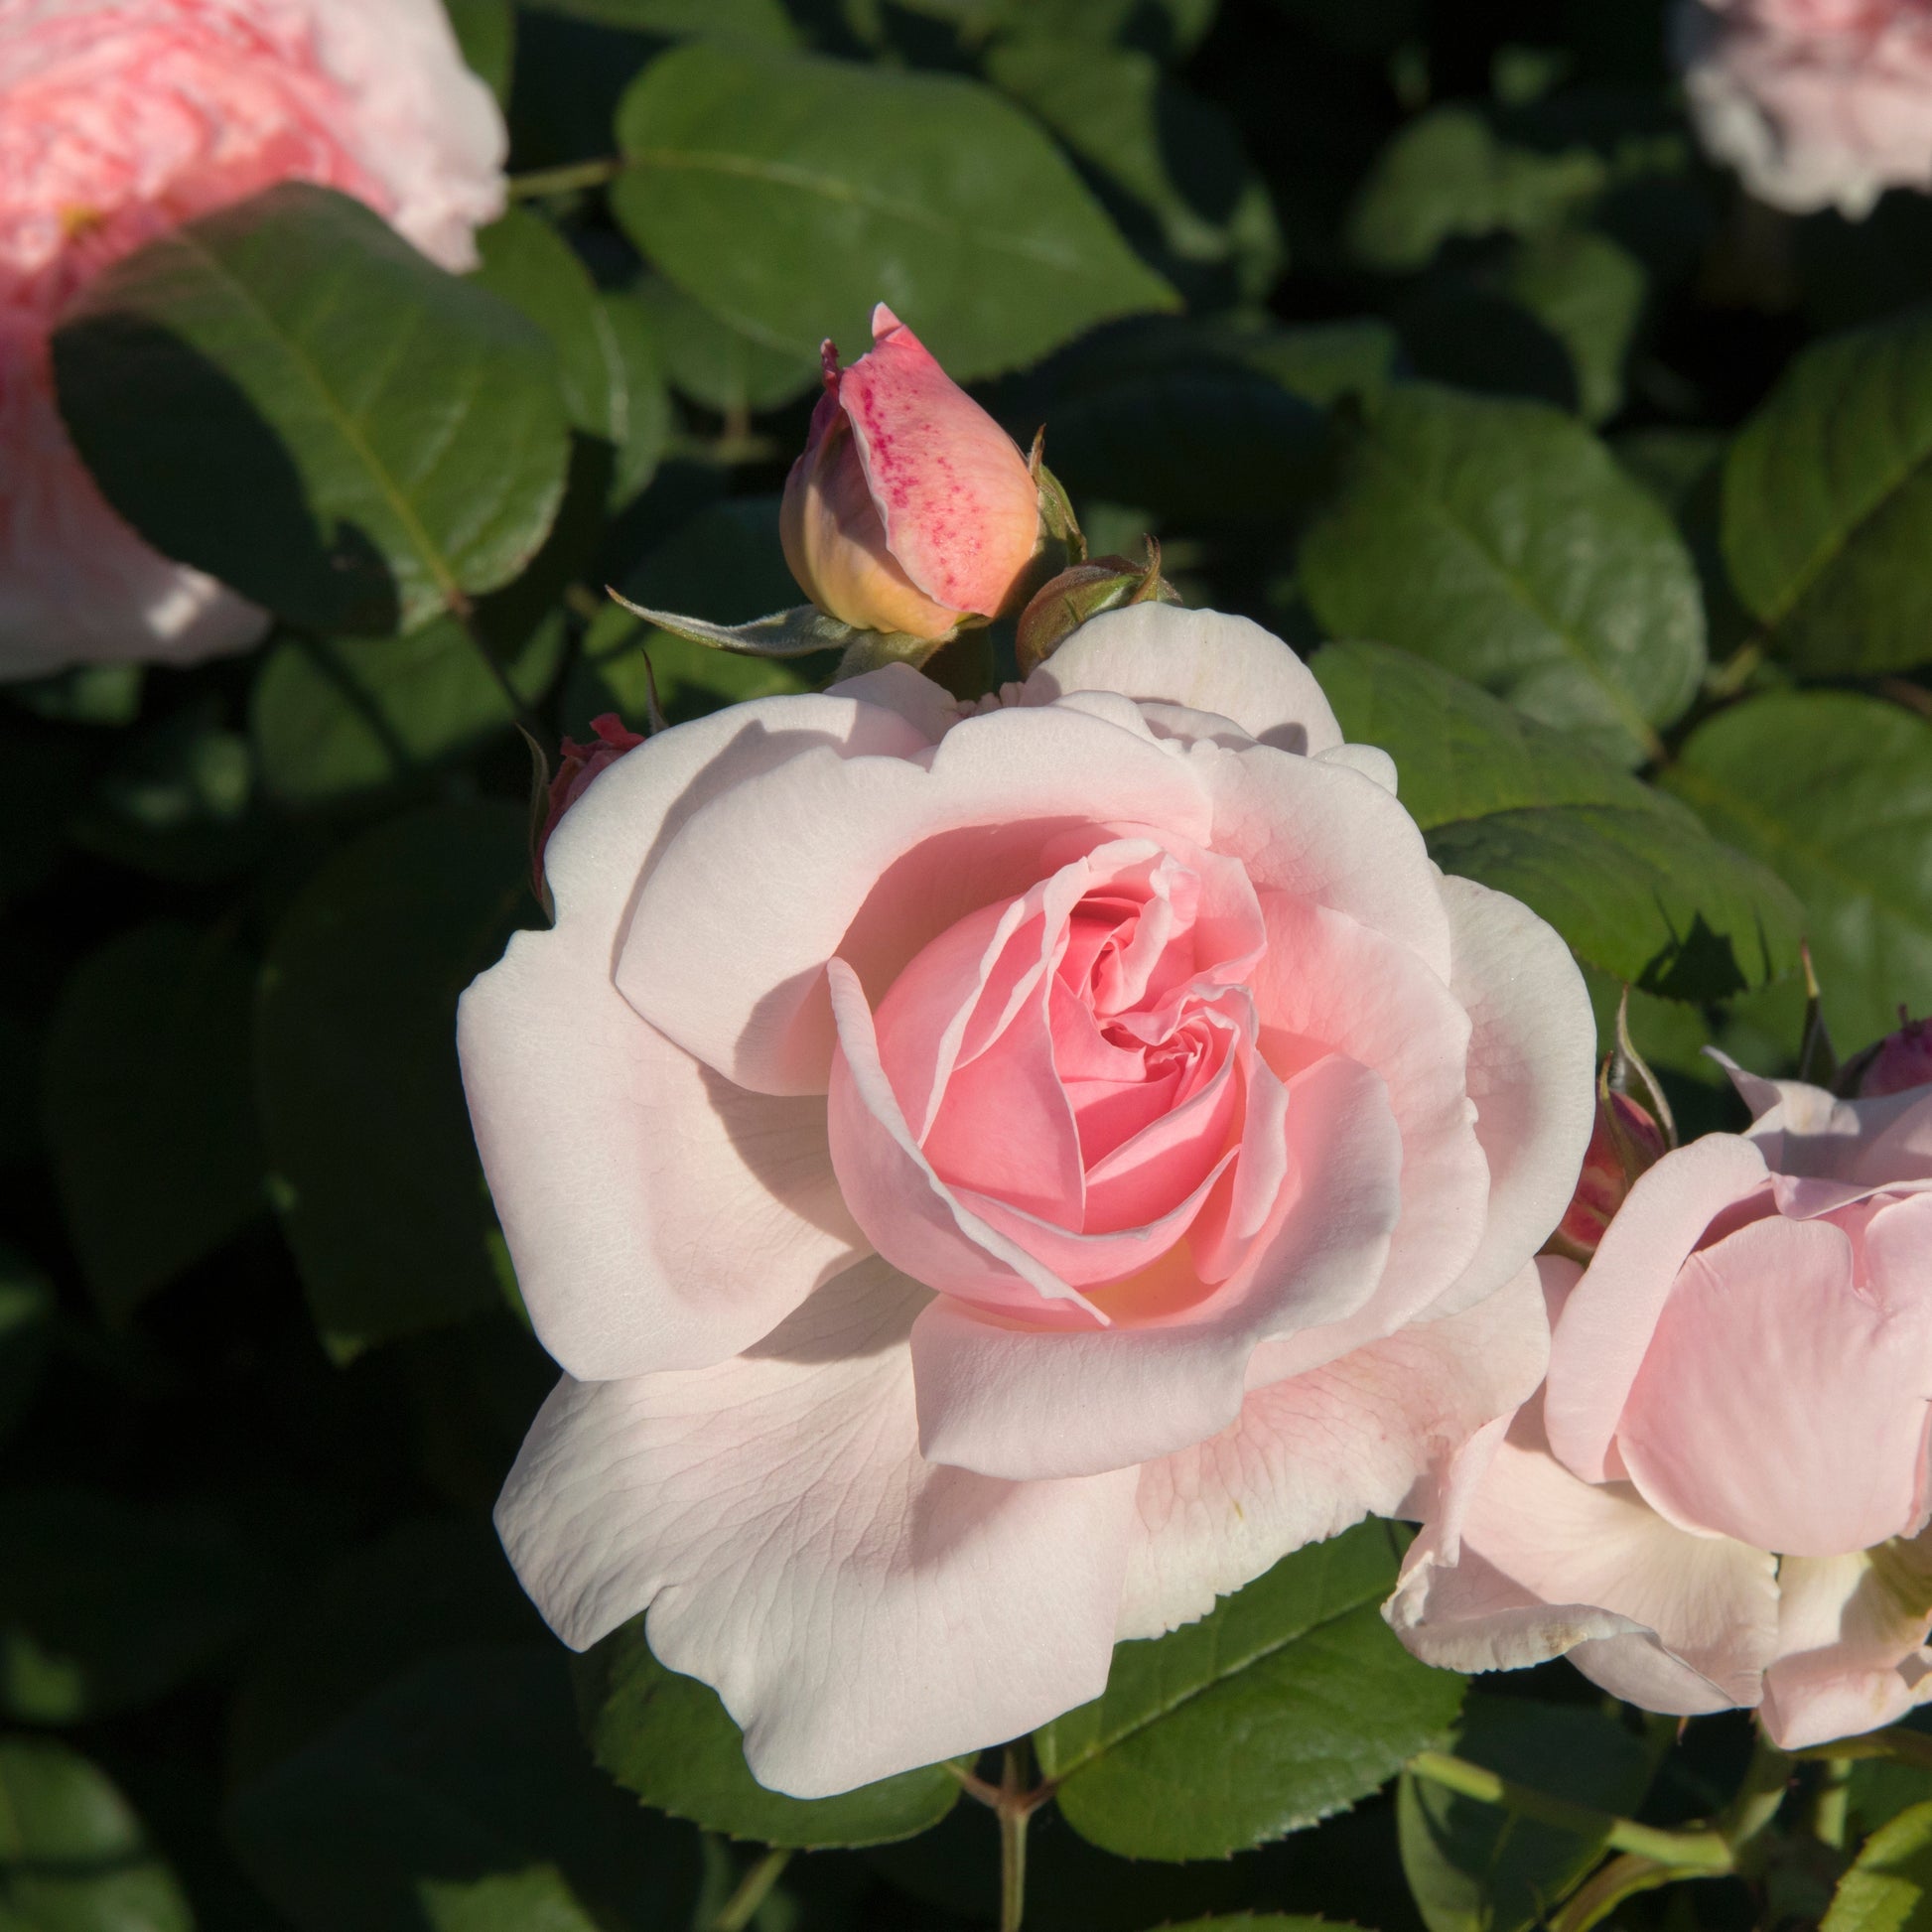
[1716, 1729, 1792, 1869]
[1813, 1758, 1853, 1852]
[710, 1847, 791, 1932]
[507, 157, 625, 200]
[1800, 1725, 1932, 1773]
[999, 1740, 1031, 1932]
[1407, 1752, 1733, 1872]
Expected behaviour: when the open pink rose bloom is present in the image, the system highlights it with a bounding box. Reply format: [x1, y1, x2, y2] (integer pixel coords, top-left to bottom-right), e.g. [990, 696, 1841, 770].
[1391, 1059, 1932, 1748]
[1679, 0, 1932, 215]
[463, 603, 1597, 1795]
[0, 0, 505, 679]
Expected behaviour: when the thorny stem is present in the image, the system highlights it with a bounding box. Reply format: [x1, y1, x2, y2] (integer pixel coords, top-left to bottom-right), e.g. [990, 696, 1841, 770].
[948, 1743, 1056, 1932]
[710, 1846, 791, 1932]
[1407, 1751, 1733, 1871]
[507, 156, 624, 200]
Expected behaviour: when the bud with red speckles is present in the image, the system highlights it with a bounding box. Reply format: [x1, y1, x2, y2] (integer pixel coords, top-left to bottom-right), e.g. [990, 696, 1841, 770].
[533, 714, 642, 895]
[779, 305, 1046, 641]
[1549, 991, 1674, 1260]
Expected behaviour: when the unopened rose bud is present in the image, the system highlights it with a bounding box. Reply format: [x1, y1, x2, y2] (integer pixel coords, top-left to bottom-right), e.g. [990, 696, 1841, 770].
[779, 304, 1041, 640]
[1852, 1010, 1932, 1098]
[1553, 1086, 1670, 1259]
[1016, 542, 1180, 676]
[533, 714, 642, 894]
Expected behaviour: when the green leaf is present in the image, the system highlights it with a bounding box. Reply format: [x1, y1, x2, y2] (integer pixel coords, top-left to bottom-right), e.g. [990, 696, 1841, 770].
[43, 922, 265, 1317]
[1398, 1698, 1659, 1932]
[0, 1489, 257, 1723]
[1823, 1796, 1932, 1932]
[1158, 1921, 1348, 1932]
[605, 595, 869, 658]
[1346, 107, 1605, 271]
[612, 43, 1178, 381]
[255, 802, 533, 1361]
[53, 182, 571, 637]
[1035, 1521, 1465, 1862]
[577, 1621, 961, 1849]
[574, 498, 838, 728]
[250, 615, 562, 810]
[1225, 316, 1403, 408]
[634, 273, 817, 414]
[0, 1736, 193, 1932]
[229, 1647, 700, 1932]
[1312, 641, 1803, 1002]
[521, 0, 796, 40]
[0, 1248, 51, 1449]
[1724, 304, 1932, 675]
[1665, 691, 1932, 1050]
[1500, 229, 1647, 425]
[1299, 385, 1707, 764]
[446, 0, 514, 97]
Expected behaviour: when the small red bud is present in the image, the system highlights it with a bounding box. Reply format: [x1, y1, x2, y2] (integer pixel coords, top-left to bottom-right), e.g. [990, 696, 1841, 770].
[1554, 1087, 1669, 1259]
[1855, 1010, 1932, 1098]
[533, 714, 643, 895]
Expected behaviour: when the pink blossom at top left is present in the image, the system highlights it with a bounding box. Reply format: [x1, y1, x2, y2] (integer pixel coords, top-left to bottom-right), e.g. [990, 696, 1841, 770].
[0, 0, 507, 680]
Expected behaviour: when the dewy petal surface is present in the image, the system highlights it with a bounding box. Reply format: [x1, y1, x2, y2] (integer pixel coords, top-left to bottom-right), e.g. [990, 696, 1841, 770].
[1386, 1397, 1780, 1715]
[1021, 604, 1345, 755]
[1118, 1255, 1553, 1641]
[619, 699, 1213, 1095]
[1616, 1211, 1932, 1557]
[460, 692, 923, 1380]
[493, 1258, 1139, 1798]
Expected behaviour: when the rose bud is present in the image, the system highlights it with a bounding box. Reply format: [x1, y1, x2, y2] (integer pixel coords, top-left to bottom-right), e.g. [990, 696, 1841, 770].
[779, 304, 1041, 641]
[1015, 541, 1180, 677]
[1550, 1086, 1670, 1259]
[461, 601, 1597, 1798]
[0, 0, 506, 682]
[1851, 1009, 1932, 1098]
[533, 714, 644, 895]
[1391, 1056, 1932, 1750]
[1678, 0, 1932, 217]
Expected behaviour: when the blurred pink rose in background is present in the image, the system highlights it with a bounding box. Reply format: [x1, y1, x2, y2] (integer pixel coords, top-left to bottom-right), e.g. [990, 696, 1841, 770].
[0, 0, 506, 680]
[1390, 1058, 1932, 1748]
[1679, 0, 1932, 215]
[780, 303, 1042, 641]
[463, 603, 1596, 1796]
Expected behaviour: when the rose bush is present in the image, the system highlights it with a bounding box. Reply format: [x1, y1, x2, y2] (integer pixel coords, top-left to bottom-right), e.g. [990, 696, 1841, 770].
[1389, 1059, 1932, 1747]
[779, 303, 1042, 641]
[1678, 0, 1932, 216]
[462, 601, 1597, 1796]
[0, 0, 505, 679]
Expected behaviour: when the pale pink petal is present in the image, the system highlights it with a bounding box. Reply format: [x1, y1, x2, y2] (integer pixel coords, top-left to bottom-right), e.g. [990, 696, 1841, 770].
[620, 700, 1212, 1095]
[1760, 1539, 1932, 1748]
[839, 304, 1039, 618]
[1250, 892, 1489, 1339]
[907, 1053, 1404, 1481]
[460, 694, 922, 1379]
[1543, 1134, 1771, 1483]
[493, 1259, 1139, 1797]
[823, 660, 964, 744]
[1197, 740, 1454, 982]
[1021, 604, 1344, 755]
[1386, 1398, 1780, 1714]
[1116, 1255, 1553, 1641]
[1425, 876, 1598, 1317]
[1617, 1211, 1932, 1557]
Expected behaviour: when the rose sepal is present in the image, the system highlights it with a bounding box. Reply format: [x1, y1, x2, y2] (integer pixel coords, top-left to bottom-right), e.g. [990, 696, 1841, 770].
[1016, 538, 1180, 676]
[604, 590, 937, 662]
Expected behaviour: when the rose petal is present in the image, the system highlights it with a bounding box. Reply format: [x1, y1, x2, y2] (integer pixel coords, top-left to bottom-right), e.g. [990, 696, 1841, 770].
[493, 1258, 1138, 1797]
[1424, 875, 1598, 1317]
[620, 699, 1213, 1095]
[1116, 1254, 1552, 1641]
[1543, 1134, 1771, 1483]
[1022, 604, 1344, 755]
[907, 1052, 1403, 1480]
[1617, 1210, 1932, 1557]
[1760, 1537, 1932, 1748]
[1386, 1397, 1780, 1714]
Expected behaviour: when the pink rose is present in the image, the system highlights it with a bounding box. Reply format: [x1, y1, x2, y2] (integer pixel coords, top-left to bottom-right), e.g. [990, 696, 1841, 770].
[1389, 1059, 1932, 1748]
[533, 713, 645, 896]
[462, 604, 1596, 1796]
[779, 303, 1042, 641]
[0, 0, 506, 680]
[1678, 0, 1932, 216]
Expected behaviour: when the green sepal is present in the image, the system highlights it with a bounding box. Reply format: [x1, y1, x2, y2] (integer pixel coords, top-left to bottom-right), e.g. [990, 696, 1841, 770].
[603, 593, 916, 661]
